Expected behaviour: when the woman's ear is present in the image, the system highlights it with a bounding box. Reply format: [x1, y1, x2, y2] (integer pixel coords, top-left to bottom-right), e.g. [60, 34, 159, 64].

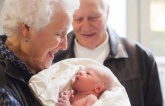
[21, 23, 29, 37]
[94, 85, 104, 94]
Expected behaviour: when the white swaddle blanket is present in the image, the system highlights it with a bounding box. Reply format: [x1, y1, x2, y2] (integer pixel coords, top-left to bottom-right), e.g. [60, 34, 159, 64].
[29, 58, 131, 106]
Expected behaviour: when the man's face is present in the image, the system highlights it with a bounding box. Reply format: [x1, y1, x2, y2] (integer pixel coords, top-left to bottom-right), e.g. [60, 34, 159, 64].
[72, 0, 108, 49]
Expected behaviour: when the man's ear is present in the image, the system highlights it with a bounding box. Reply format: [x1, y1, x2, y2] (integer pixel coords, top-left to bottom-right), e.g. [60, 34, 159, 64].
[94, 85, 104, 94]
[21, 23, 29, 37]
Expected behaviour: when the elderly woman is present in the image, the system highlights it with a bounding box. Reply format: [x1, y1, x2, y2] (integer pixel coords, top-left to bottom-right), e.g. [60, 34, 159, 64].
[0, 0, 79, 105]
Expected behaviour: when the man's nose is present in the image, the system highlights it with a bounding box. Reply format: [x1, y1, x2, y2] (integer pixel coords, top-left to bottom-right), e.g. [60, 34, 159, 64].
[81, 19, 91, 32]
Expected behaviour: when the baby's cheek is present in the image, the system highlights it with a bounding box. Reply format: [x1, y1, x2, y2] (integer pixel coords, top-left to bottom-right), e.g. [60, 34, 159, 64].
[71, 77, 75, 87]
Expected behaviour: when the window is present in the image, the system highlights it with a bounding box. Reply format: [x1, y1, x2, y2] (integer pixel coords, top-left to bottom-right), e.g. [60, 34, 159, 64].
[150, 0, 165, 56]
[127, 0, 165, 57]
[108, 0, 127, 37]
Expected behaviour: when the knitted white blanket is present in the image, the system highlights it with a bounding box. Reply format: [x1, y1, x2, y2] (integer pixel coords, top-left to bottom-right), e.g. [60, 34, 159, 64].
[29, 58, 131, 106]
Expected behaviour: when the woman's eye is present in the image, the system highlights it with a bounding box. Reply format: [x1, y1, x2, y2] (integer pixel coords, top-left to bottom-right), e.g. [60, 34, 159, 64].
[56, 33, 62, 38]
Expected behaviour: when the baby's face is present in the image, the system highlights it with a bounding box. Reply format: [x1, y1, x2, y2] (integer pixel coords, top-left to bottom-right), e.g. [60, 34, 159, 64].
[73, 68, 100, 91]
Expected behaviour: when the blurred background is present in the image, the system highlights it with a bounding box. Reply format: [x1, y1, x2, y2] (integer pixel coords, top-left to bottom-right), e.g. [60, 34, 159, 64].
[0, 0, 164, 103]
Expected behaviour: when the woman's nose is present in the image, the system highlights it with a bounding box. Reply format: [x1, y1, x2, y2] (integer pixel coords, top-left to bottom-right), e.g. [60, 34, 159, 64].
[60, 34, 67, 50]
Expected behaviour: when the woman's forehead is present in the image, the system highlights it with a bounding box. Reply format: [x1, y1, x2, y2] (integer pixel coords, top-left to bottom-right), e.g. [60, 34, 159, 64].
[50, 11, 72, 29]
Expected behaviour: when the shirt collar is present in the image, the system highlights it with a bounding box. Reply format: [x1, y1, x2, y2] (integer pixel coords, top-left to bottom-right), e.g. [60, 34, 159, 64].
[74, 32, 110, 64]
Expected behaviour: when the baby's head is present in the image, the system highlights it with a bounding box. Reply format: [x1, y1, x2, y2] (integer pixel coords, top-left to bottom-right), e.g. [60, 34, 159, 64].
[73, 64, 114, 96]
[86, 64, 114, 91]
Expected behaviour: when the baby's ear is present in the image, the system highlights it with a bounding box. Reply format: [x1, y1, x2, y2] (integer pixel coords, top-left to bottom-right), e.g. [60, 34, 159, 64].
[94, 85, 104, 94]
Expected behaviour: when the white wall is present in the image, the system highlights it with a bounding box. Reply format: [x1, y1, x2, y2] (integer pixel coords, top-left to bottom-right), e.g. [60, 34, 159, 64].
[0, 0, 4, 33]
[108, 0, 127, 37]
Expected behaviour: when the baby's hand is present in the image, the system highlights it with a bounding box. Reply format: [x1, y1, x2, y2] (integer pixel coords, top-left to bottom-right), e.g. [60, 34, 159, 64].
[56, 90, 74, 106]
[56, 97, 71, 106]
[60, 90, 74, 100]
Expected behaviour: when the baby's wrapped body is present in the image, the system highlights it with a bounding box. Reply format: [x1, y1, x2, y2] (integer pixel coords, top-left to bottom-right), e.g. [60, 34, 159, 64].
[29, 58, 131, 106]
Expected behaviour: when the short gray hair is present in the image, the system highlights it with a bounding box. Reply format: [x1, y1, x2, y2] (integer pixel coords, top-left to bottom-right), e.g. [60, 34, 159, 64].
[0, 0, 79, 36]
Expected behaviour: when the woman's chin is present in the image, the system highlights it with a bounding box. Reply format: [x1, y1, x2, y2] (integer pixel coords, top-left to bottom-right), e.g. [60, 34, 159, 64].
[40, 61, 52, 70]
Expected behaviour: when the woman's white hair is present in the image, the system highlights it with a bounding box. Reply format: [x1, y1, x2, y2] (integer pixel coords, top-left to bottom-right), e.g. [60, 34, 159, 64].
[0, 0, 79, 36]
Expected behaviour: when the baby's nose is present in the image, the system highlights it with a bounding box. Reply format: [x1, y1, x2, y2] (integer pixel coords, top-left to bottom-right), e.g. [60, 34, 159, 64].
[78, 71, 84, 75]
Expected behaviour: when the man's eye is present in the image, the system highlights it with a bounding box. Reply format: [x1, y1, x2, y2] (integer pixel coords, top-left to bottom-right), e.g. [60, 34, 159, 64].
[90, 17, 96, 20]
[89, 16, 99, 21]
[74, 18, 83, 22]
